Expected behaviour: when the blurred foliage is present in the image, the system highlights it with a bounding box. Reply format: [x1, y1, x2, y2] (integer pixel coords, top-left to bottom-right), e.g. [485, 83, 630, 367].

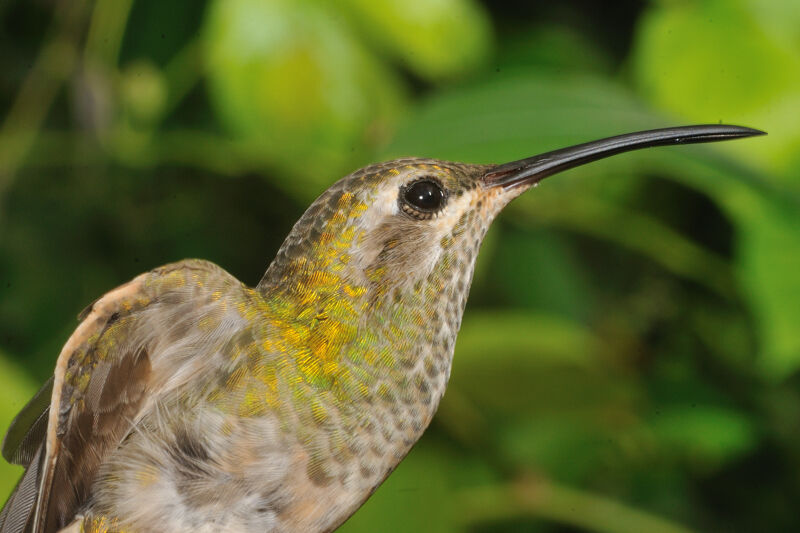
[632, 0, 800, 379]
[0, 1, 798, 532]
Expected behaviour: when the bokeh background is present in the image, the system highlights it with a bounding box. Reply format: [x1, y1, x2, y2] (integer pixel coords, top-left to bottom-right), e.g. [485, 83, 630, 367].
[1, 0, 799, 531]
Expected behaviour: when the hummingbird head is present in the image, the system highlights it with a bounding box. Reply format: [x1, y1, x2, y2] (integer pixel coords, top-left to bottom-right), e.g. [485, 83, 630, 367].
[260, 158, 517, 309]
[256, 125, 763, 404]
[261, 124, 764, 312]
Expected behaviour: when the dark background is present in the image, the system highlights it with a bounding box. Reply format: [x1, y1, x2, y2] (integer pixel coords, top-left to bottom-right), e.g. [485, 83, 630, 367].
[1, 1, 799, 531]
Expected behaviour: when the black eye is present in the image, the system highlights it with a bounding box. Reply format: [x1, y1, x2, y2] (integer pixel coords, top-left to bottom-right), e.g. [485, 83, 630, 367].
[401, 179, 446, 217]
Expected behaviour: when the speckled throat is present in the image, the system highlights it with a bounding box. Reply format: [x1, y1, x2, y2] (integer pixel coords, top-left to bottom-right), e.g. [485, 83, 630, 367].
[251, 161, 498, 493]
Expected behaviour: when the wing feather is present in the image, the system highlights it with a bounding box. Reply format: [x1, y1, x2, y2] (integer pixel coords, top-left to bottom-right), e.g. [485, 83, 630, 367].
[0, 259, 244, 533]
[0, 446, 42, 533]
[2, 378, 52, 467]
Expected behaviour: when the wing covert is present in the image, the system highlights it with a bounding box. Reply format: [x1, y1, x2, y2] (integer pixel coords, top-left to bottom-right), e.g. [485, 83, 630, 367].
[0, 259, 247, 533]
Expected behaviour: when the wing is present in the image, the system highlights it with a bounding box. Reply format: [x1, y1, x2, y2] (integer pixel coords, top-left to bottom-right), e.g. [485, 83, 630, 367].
[0, 259, 247, 533]
[0, 378, 52, 533]
[2, 377, 52, 469]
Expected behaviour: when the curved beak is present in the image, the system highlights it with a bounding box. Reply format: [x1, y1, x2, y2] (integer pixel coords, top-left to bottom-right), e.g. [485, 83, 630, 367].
[483, 124, 766, 189]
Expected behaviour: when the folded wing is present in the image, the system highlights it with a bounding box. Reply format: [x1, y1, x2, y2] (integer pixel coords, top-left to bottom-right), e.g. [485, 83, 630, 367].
[0, 260, 246, 533]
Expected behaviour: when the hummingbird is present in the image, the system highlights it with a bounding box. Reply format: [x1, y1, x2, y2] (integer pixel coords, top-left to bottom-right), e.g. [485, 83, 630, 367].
[0, 125, 762, 533]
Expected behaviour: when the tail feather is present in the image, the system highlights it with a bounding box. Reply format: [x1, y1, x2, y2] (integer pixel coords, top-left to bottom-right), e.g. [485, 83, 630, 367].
[0, 445, 43, 533]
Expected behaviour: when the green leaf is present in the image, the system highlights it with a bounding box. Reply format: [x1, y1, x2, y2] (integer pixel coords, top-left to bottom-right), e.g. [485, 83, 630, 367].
[653, 155, 800, 379]
[632, 0, 800, 182]
[735, 198, 800, 378]
[449, 310, 640, 419]
[338, 0, 492, 81]
[492, 227, 595, 322]
[203, 0, 405, 197]
[499, 417, 614, 483]
[456, 310, 601, 370]
[120, 60, 168, 127]
[339, 441, 492, 533]
[497, 24, 612, 75]
[645, 406, 756, 470]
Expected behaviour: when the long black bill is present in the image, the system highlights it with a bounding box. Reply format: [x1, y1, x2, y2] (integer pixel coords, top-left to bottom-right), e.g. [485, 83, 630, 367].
[483, 124, 765, 189]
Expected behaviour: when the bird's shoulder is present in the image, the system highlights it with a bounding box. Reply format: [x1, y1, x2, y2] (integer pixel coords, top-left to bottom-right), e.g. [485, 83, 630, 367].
[0, 258, 261, 533]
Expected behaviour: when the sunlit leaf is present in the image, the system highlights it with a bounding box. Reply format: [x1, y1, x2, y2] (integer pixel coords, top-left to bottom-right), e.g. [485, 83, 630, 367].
[632, 0, 800, 181]
[338, 0, 491, 81]
[203, 0, 405, 197]
[120, 60, 168, 127]
[458, 479, 695, 533]
[735, 199, 800, 378]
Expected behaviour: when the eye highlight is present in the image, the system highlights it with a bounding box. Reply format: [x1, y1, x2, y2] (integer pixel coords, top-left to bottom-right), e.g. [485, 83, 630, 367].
[400, 179, 446, 219]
